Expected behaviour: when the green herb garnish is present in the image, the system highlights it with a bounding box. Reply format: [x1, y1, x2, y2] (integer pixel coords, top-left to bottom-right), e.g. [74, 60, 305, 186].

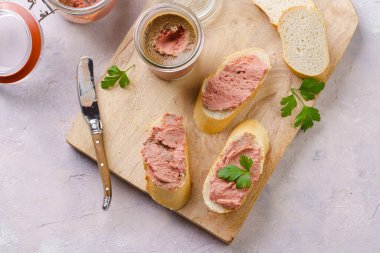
[217, 155, 254, 189]
[101, 64, 135, 89]
[281, 78, 325, 132]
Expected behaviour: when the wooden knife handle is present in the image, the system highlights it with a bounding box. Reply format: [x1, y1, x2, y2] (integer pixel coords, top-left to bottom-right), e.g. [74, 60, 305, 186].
[91, 133, 112, 209]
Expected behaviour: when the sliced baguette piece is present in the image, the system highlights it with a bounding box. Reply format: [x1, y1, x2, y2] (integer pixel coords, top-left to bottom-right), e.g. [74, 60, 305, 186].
[253, 0, 315, 26]
[142, 114, 191, 210]
[194, 48, 271, 134]
[278, 6, 330, 80]
[203, 119, 270, 213]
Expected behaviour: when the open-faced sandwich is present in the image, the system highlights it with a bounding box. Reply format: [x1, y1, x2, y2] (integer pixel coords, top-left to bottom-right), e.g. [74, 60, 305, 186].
[203, 119, 269, 213]
[194, 48, 271, 134]
[141, 113, 190, 210]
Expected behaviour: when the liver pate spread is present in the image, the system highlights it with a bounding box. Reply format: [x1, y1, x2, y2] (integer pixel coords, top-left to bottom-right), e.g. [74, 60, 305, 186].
[59, 0, 99, 8]
[141, 114, 186, 190]
[210, 133, 262, 209]
[202, 55, 269, 111]
[143, 14, 196, 66]
[154, 25, 190, 57]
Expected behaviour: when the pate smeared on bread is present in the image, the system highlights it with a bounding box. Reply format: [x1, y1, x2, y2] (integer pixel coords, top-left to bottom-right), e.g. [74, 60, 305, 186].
[194, 48, 271, 134]
[209, 133, 262, 209]
[203, 120, 270, 213]
[201, 55, 268, 112]
[141, 113, 190, 210]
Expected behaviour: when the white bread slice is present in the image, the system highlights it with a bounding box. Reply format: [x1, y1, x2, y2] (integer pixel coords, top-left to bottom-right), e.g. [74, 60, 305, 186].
[143, 115, 191, 210]
[194, 48, 271, 134]
[278, 6, 330, 80]
[202, 120, 270, 213]
[253, 0, 315, 26]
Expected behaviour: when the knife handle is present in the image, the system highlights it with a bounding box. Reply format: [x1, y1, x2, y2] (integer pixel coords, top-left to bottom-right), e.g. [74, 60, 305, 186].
[91, 133, 112, 210]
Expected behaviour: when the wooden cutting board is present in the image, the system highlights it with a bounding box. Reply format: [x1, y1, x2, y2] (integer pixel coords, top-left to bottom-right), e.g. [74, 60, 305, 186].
[66, 0, 358, 243]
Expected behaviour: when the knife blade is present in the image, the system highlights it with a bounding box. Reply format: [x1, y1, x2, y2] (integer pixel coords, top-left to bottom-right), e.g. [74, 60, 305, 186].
[77, 57, 112, 210]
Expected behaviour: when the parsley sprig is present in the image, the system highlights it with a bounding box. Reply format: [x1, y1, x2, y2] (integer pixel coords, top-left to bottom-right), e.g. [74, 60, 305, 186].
[217, 155, 254, 189]
[281, 78, 325, 132]
[101, 64, 135, 89]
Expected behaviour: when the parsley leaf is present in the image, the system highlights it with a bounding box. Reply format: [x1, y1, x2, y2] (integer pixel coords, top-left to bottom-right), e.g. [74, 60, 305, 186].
[218, 165, 246, 181]
[101, 64, 135, 89]
[107, 65, 121, 76]
[101, 75, 120, 89]
[294, 106, 321, 132]
[236, 173, 251, 189]
[281, 94, 297, 117]
[217, 155, 254, 189]
[119, 73, 130, 88]
[240, 155, 253, 172]
[299, 78, 325, 101]
[280, 78, 324, 132]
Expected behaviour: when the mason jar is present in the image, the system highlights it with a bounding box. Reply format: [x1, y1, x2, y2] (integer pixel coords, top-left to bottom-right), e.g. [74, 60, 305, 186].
[134, 3, 204, 80]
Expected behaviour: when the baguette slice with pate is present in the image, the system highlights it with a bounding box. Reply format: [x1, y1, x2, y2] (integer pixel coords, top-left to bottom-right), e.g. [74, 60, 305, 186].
[253, 0, 315, 26]
[141, 113, 190, 210]
[203, 120, 269, 213]
[194, 48, 271, 134]
[278, 6, 330, 80]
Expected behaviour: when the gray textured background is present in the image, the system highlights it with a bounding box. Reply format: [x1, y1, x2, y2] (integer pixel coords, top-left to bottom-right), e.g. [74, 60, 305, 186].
[1, 0, 379, 252]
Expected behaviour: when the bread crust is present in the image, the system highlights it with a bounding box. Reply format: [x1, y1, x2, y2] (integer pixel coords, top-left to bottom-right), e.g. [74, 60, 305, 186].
[202, 120, 270, 213]
[194, 48, 271, 134]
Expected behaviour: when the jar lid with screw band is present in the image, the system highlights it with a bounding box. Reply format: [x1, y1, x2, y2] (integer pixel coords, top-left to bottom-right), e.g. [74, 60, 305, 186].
[0, 1, 55, 84]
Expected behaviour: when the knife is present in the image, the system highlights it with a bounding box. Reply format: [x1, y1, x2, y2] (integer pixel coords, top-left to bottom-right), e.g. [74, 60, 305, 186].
[77, 57, 112, 210]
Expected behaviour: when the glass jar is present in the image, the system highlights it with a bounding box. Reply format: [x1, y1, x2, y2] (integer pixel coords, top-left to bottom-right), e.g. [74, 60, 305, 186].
[134, 3, 204, 80]
[47, 0, 117, 24]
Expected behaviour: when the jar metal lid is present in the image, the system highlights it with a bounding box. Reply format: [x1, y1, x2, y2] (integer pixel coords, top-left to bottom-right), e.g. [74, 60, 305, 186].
[0, 2, 44, 84]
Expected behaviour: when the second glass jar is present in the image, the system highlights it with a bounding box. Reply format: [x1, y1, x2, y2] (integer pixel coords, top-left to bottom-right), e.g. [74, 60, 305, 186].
[134, 3, 204, 80]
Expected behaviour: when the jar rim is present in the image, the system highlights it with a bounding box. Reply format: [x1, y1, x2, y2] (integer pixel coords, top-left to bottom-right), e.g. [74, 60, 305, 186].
[134, 3, 204, 73]
[192, 0, 221, 22]
[158, 0, 221, 22]
[47, 0, 109, 14]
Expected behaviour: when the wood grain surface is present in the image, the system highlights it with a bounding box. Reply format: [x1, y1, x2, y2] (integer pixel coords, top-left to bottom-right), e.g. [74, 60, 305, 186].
[66, 0, 358, 243]
[91, 133, 112, 198]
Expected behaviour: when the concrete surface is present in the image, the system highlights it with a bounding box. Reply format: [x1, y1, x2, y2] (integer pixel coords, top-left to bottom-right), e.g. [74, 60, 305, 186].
[0, 0, 379, 252]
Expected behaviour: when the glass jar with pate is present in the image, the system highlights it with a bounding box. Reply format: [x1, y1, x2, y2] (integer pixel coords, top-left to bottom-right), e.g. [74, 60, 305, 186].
[47, 0, 117, 24]
[134, 3, 204, 80]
